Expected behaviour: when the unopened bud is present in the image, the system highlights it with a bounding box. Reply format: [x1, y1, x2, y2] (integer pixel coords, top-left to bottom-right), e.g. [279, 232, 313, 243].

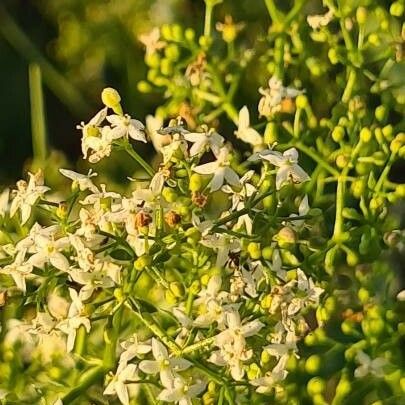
[102, 87, 121, 108]
[165, 211, 181, 227]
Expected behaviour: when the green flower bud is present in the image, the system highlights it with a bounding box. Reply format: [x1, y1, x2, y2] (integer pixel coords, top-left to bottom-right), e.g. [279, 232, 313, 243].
[162, 187, 178, 203]
[390, 2, 404, 17]
[328, 48, 339, 65]
[101, 87, 121, 108]
[286, 269, 297, 281]
[360, 127, 372, 143]
[171, 24, 183, 41]
[346, 249, 359, 267]
[277, 226, 297, 248]
[165, 44, 180, 61]
[137, 80, 153, 93]
[356, 7, 368, 25]
[358, 287, 370, 304]
[247, 363, 260, 379]
[382, 124, 393, 141]
[134, 255, 151, 271]
[295, 94, 309, 109]
[189, 173, 203, 192]
[113, 288, 124, 302]
[390, 133, 404, 154]
[307, 377, 326, 396]
[335, 374, 351, 400]
[165, 289, 177, 305]
[185, 28, 195, 42]
[332, 126, 345, 143]
[261, 245, 274, 260]
[145, 52, 161, 68]
[341, 320, 356, 335]
[324, 296, 337, 313]
[375, 105, 388, 123]
[247, 242, 261, 260]
[368, 33, 380, 46]
[169, 281, 185, 298]
[189, 280, 200, 295]
[261, 294, 272, 309]
[161, 24, 172, 40]
[160, 58, 173, 76]
[207, 381, 217, 393]
[305, 355, 321, 374]
[264, 122, 278, 144]
[261, 349, 271, 364]
[305, 332, 317, 346]
[199, 35, 212, 48]
[336, 154, 350, 169]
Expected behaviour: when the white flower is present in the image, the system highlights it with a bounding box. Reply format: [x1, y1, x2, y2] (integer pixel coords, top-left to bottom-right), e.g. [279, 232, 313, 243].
[222, 170, 256, 234]
[161, 133, 189, 164]
[250, 355, 289, 393]
[10, 171, 50, 225]
[235, 106, 263, 147]
[81, 126, 115, 163]
[139, 338, 191, 386]
[139, 27, 166, 56]
[57, 289, 91, 352]
[258, 77, 303, 117]
[215, 310, 264, 353]
[0, 188, 9, 217]
[193, 147, 240, 191]
[354, 351, 388, 378]
[77, 108, 107, 138]
[183, 129, 224, 156]
[258, 147, 309, 189]
[146, 114, 171, 153]
[1, 249, 33, 293]
[307, 9, 334, 30]
[200, 233, 240, 267]
[158, 376, 206, 405]
[106, 114, 147, 143]
[120, 334, 151, 364]
[103, 361, 140, 405]
[59, 169, 99, 193]
[28, 233, 70, 272]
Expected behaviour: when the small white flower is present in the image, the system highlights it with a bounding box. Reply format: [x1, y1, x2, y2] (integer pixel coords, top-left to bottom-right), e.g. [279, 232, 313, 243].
[200, 233, 240, 268]
[59, 169, 99, 193]
[258, 77, 303, 117]
[146, 114, 171, 153]
[250, 355, 289, 393]
[1, 249, 33, 293]
[77, 108, 107, 139]
[258, 147, 309, 189]
[120, 334, 151, 364]
[139, 27, 166, 56]
[106, 114, 147, 143]
[139, 338, 191, 386]
[10, 171, 50, 225]
[103, 361, 140, 405]
[158, 376, 206, 405]
[184, 128, 224, 156]
[193, 147, 240, 191]
[354, 351, 388, 378]
[28, 233, 70, 272]
[0, 188, 10, 217]
[307, 9, 334, 30]
[235, 106, 263, 147]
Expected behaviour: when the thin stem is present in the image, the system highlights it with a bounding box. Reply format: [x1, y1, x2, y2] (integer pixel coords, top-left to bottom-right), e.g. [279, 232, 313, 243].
[294, 142, 339, 177]
[181, 336, 215, 354]
[29, 63, 47, 163]
[124, 144, 155, 177]
[204, 3, 213, 37]
[333, 176, 345, 242]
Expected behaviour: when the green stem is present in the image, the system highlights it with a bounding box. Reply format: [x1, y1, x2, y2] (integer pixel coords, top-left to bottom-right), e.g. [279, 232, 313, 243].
[204, 2, 213, 37]
[126, 297, 181, 355]
[333, 176, 345, 242]
[375, 155, 395, 192]
[62, 365, 106, 403]
[342, 69, 357, 103]
[264, 0, 283, 24]
[294, 142, 339, 177]
[182, 336, 215, 354]
[124, 144, 155, 177]
[29, 63, 47, 163]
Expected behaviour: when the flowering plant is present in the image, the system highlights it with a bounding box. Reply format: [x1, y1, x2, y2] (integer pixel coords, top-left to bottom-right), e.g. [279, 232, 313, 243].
[1, 1, 405, 404]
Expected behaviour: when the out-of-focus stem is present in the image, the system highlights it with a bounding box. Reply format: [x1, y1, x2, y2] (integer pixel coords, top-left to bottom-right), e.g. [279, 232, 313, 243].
[29, 63, 47, 163]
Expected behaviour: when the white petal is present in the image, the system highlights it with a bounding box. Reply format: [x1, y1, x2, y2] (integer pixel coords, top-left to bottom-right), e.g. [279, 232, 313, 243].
[193, 161, 219, 175]
[139, 360, 160, 375]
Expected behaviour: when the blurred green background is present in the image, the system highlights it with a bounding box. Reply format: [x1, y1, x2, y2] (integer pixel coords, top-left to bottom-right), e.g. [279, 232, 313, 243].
[0, 0, 281, 185]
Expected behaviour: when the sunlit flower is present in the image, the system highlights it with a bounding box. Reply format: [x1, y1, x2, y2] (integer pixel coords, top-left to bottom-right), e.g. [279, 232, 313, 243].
[1, 249, 33, 293]
[103, 361, 140, 405]
[120, 334, 151, 364]
[158, 376, 206, 405]
[354, 351, 388, 378]
[235, 106, 263, 147]
[10, 171, 50, 225]
[307, 9, 334, 30]
[139, 338, 191, 386]
[139, 27, 166, 56]
[257, 147, 309, 189]
[59, 169, 99, 193]
[184, 128, 224, 156]
[106, 114, 147, 143]
[193, 146, 239, 191]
